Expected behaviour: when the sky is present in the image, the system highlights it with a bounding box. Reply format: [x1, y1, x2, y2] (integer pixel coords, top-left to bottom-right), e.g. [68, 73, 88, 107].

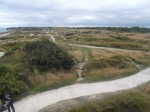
[0, 0, 150, 27]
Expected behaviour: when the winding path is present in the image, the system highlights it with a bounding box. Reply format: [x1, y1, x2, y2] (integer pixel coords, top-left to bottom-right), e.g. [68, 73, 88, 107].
[14, 68, 150, 112]
[49, 34, 145, 52]
[68, 43, 145, 52]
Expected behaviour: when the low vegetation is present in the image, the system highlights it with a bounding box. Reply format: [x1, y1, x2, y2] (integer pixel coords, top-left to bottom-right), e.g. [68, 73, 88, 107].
[0, 64, 27, 95]
[71, 47, 150, 82]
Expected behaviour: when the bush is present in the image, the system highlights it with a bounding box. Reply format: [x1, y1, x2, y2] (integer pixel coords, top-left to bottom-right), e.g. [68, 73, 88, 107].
[0, 64, 27, 95]
[24, 39, 75, 71]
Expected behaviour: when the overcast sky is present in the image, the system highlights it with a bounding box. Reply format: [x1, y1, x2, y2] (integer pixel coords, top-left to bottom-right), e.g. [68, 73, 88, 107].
[0, 0, 150, 27]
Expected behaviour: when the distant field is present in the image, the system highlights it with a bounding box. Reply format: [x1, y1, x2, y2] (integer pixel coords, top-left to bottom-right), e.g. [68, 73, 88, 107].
[53, 28, 150, 51]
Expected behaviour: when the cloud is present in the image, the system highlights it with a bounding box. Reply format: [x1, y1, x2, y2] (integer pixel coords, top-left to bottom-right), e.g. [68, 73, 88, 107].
[0, 0, 150, 27]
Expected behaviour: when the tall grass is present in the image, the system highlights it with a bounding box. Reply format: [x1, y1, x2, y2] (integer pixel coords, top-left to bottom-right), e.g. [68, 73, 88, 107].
[69, 90, 150, 112]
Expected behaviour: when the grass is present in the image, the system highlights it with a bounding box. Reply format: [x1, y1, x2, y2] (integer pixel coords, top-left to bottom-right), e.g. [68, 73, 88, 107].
[68, 38, 150, 51]
[58, 29, 150, 51]
[82, 55, 139, 82]
[68, 46, 150, 82]
[28, 74, 77, 94]
[83, 67, 138, 82]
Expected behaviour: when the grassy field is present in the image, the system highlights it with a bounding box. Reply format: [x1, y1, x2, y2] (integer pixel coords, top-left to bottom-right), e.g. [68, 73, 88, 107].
[64, 45, 150, 82]
[52, 28, 150, 82]
[54, 29, 150, 51]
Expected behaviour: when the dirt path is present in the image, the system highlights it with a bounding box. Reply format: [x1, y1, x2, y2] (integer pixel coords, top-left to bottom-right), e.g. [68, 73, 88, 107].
[75, 62, 86, 81]
[49, 34, 56, 43]
[0, 32, 10, 38]
[69, 43, 145, 52]
[14, 68, 150, 112]
[49, 34, 141, 52]
[0, 52, 5, 58]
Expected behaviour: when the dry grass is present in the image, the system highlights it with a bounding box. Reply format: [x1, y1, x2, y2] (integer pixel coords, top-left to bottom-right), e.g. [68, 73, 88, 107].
[91, 48, 150, 61]
[62, 41, 150, 82]
[78, 48, 150, 82]
[68, 49, 84, 62]
[29, 72, 76, 86]
[28, 71, 77, 93]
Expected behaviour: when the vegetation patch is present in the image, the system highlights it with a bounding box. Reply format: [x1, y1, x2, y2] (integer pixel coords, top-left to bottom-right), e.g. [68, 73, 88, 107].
[0, 40, 76, 98]
[24, 39, 75, 72]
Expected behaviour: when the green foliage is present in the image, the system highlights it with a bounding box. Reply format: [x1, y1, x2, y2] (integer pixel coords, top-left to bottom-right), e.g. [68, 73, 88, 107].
[103, 27, 150, 33]
[70, 91, 150, 112]
[0, 40, 76, 98]
[111, 36, 131, 41]
[24, 39, 75, 71]
[86, 55, 134, 70]
[0, 64, 27, 95]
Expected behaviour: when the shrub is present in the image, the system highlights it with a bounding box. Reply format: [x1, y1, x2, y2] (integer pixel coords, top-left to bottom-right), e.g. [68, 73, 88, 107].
[0, 64, 27, 95]
[24, 39, 75, 72]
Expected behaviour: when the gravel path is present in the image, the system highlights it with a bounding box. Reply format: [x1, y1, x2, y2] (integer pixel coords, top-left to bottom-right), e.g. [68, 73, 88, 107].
[0, 52, 5, 58]
[0, 33, 10, 38]
[69, 43, 143, 52]
[14, 68, 150, 112]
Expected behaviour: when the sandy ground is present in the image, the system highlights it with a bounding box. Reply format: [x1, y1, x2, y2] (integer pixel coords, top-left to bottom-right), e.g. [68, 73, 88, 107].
[0, 52, 5, 58]
[0, 33, 10, 38]
[13, 68, 150, 112]
[69, 43, 142, 52]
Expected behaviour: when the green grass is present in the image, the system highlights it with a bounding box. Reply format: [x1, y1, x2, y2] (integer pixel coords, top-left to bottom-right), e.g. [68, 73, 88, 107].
[81, 53, 150, 82]
[69, 89, 150, 112]
[29, 78, 77, 94]
[83, 67, 138, 82]
[63, 35, 150, 51]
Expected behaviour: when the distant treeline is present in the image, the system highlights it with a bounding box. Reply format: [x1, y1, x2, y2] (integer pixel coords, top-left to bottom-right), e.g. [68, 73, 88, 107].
[105, 27, 150, 33]
[73, 27, 150, 33]
[7, 27, 150, 33]
[7, 27, 52, 32]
